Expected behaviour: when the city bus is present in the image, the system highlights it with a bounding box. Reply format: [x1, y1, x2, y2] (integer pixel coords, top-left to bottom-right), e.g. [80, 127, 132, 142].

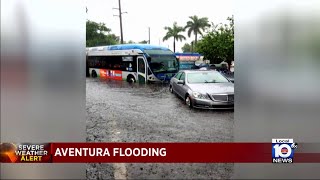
[175, 53, 203, 70]
[86, 44, 179, 83]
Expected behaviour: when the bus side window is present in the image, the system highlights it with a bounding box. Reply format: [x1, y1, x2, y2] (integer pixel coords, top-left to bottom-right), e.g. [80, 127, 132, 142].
[113, 64, 120, 70]
[107, 56, 115, 69]
[131, 56, 137, 72]
[95, 57, 101, 68]
[115, 56, 122, 70]
[101, 56, 107, 68]
[88, 56, 94, 67]
[121, 62, 130, 71]
[98, 57, 103, 68]
[93, 57, 96, 67]
[108, 60, 112, 69]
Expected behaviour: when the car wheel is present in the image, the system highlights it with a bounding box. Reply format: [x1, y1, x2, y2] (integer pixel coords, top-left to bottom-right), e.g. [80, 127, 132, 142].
[185, 95, 193, 108]
[169, 85, 173, 93]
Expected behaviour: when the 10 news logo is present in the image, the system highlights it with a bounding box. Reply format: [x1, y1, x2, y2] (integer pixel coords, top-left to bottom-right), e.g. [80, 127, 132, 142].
[272, 139, 298, 163]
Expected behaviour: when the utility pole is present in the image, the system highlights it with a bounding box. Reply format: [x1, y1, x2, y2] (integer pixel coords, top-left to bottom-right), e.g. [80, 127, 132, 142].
[118, 0, 123, 44]
[148, 27, 150, 44]
[113, 0, 127, 44]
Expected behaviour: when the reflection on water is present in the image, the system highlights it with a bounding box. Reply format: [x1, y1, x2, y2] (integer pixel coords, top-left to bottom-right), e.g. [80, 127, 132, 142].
[92, 78, 169, 95]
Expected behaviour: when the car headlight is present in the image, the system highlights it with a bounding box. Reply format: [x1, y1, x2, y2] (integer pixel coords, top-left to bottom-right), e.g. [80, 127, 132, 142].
[192, 92, 209, 99]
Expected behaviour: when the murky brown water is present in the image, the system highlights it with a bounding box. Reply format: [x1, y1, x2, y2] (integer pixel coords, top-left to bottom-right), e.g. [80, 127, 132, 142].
[86, 78, 234, 179]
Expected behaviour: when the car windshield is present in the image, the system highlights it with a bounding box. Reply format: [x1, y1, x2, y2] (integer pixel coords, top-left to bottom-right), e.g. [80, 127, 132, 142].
[187, 71, 229, 83]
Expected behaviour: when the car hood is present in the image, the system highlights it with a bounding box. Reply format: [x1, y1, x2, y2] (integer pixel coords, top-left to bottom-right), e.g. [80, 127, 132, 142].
[188, 83, 234, 94]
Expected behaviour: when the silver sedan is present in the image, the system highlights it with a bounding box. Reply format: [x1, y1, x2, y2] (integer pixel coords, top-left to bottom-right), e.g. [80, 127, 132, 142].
[169, 70, 234, 109]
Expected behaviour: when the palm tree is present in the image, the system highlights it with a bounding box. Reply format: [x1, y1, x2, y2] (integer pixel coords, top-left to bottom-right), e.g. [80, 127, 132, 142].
[163, 22, 186, 52]
[185, 15, 210, 49]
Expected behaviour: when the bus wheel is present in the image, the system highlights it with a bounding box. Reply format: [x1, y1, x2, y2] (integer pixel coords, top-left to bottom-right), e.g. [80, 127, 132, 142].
[92, 70, 97, 78]
[127, 75, 135, 83]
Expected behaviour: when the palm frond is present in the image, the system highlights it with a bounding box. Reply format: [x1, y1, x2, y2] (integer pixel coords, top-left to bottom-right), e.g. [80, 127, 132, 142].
[162, 33, 171, 41]
[187, 28, 193, 37]
[176, 35, 186, 41]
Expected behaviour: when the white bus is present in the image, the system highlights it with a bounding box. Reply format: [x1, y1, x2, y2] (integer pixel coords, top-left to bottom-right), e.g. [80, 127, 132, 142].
[86, 44, 179, 83]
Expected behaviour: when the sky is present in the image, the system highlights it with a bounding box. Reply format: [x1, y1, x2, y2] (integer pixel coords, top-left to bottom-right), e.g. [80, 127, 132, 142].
[86, 0, 233, 52]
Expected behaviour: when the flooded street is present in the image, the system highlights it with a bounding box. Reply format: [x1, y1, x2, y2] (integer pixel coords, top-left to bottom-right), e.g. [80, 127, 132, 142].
[86, 78, 234, 179]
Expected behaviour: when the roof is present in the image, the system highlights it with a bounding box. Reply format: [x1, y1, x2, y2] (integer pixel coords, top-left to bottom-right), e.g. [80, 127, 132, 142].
[87, 49, 143, 56]
[174, 52, 202, 56]
[103, 44, 171, 51]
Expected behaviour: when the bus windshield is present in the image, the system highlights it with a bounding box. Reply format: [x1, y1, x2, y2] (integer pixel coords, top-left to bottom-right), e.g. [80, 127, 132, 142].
[145, 50, 178, 73]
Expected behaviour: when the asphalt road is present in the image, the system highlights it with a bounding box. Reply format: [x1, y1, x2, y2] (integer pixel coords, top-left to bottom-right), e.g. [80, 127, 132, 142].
[86, 78, 234, 179]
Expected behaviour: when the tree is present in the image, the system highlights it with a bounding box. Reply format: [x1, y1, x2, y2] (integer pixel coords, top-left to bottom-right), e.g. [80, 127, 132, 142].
[86, 20, 119, 47]
[125, 40, 135, 44]
[184, 15, 210, 49]
[139, 40, 148, 44]
[123, 40, 148, 44]
[196, 16, 234, 68]
[163, 22, 186, 52]
[181, 43, 192, 52]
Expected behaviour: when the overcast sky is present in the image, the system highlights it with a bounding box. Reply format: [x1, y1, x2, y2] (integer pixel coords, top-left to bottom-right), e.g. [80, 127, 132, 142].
[86, 0, 233, 52]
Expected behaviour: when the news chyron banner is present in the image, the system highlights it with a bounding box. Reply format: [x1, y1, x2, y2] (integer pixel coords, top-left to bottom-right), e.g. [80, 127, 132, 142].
[1, 140, 320, 163]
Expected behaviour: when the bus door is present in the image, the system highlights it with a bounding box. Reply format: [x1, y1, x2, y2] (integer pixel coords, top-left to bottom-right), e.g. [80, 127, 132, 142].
[137, 56, 147, 83]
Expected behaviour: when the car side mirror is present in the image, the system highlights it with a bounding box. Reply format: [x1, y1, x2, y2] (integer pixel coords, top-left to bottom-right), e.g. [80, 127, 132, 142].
[177, 80, 184, 84]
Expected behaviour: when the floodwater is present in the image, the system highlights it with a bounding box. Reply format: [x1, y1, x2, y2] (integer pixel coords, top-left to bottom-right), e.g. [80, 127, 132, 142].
[86, 78, 234, 179]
